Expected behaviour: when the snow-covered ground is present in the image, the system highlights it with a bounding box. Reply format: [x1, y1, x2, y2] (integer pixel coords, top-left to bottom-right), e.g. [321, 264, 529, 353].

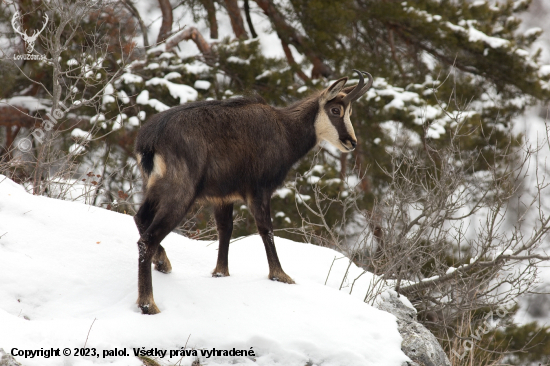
[0, 176, 408, 366]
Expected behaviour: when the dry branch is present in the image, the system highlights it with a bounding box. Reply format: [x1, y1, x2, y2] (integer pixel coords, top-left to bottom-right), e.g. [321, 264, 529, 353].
[165, 27, 212, 56]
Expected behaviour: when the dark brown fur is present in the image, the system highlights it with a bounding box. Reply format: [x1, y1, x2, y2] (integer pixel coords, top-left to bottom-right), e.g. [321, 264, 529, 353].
[133, 77, 366, 314]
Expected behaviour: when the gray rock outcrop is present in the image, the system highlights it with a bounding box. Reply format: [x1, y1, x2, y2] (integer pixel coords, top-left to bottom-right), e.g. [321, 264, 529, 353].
[0, 349, 22, 366]
[376, 291, 451, 366]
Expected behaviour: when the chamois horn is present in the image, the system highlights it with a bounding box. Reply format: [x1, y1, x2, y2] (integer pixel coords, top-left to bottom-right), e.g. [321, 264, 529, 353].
[342, 70, 373, 104]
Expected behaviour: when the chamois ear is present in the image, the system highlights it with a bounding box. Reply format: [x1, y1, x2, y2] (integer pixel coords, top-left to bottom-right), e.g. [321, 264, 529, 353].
[323, 77, 348, 101]
[342, 85, 356, 95]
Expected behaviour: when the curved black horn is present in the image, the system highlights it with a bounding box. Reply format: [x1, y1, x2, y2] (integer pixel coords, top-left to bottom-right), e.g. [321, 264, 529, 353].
[342, 70, 374, 104]
[342, 69, 364, 104]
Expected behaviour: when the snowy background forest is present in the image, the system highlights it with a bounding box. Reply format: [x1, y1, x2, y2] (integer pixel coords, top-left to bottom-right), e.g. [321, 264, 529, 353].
[2, 0, 550, 364]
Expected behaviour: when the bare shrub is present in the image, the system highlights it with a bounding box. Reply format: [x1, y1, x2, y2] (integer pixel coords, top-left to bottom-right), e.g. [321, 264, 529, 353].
[287, 102, 550, 362]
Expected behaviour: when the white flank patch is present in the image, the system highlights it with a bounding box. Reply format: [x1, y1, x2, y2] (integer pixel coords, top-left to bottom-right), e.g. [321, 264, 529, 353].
[0, 176, 408, 366]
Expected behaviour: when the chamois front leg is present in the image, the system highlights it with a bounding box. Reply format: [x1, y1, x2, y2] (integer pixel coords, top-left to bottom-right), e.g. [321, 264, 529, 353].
[212, 203, 233, 277]
[251, 197, 295, 284]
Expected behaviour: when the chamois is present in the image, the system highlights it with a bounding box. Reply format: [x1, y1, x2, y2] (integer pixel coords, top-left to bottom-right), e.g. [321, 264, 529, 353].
[134, 69, 373, 314]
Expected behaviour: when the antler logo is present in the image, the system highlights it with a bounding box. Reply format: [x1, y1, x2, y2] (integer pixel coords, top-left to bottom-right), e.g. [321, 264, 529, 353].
[11, 12, 48, 54]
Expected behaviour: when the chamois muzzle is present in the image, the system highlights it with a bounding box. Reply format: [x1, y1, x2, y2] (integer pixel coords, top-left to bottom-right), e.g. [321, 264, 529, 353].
[340, 138, 357, 151]
[342, 70, 374, 104]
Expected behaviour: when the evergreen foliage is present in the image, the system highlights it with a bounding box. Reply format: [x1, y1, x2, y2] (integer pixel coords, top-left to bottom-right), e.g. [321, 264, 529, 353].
[2, 0, 550, 362]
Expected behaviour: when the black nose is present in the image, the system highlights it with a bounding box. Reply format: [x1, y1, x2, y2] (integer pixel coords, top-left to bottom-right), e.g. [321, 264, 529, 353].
[350, 140, 357, 148]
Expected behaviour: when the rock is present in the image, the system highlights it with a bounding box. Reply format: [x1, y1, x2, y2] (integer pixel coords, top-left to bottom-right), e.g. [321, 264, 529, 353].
[0, 349, 22, 366]
[376, 290, 451, 366]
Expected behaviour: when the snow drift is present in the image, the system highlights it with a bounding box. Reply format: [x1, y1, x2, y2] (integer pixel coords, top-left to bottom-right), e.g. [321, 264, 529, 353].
[0, 176, 408, 366]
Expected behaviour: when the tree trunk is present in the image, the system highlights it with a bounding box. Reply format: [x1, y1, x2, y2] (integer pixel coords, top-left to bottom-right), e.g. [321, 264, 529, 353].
[244, 0, 258, 38]
[223, 0, 248, 39]
[200, 0, 218, 39]
[281, 41, 309, 82]
[253, 0, 332, 78]
[122, 0, 149, 47]
[157, 0, 173, 43]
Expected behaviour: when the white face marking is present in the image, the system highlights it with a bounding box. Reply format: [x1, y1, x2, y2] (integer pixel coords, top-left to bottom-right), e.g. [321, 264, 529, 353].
[314, 108, 341, 150]
[314, 103, 356, 152]
[343, 105, 357, 141]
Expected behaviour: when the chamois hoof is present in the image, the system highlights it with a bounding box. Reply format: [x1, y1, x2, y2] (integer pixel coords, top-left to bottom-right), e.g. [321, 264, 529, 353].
[212, 268, 230, 277]
[154, 259, 172, 274]
[269, 272, 295, 284]
[138, 302, 161, 315]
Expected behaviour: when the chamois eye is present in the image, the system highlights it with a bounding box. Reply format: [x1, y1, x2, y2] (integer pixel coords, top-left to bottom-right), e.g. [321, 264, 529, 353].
[331, 108, 340, 115]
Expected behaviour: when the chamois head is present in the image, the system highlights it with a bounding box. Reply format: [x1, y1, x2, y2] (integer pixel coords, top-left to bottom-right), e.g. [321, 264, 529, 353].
[315, 70, 373, 152]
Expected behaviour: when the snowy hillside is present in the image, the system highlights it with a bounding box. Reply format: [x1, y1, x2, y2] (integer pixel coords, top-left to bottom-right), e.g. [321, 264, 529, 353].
[0, 176, 408, 366]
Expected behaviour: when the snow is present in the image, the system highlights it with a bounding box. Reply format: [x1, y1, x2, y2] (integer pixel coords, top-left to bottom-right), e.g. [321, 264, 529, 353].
[164, 72, 182, 80]
[0, 176, 408, 366]
[90, 114, 105, 124]
[255, 70, 272, 80]
[0, 96, 50, 112]
[226, 56, 251, 65]
[367, 78, 420, 111]
[184, 61, 211, 74]
[69, 143, 85, 154]
[524, 27, 542, 38]
[470, 0, 486, 7]
[273, 187, 292, 199]
[71, 128, 91, 140]
[118, 73, 144, 84]
[539, 65, 550, 77]
[145, 78, 198, 104]
[128, 116, 140, 127]
[145, 62, 160, 70]
[117, 90, 130, 104]
[467, 26, 509, 48]
[136, 90, 170, 112]
[446, 21, 510, 48]
[102, 84, 115, 105]
[377, 290, 417, 313]
[193, 80, 211, 90]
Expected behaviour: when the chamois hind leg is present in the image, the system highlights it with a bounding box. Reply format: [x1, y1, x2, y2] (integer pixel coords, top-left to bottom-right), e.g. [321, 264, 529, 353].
[250, 194, 295, 284]
[137, 186, 195, 315]
[134, 199, 171, 273]
[212, 203, 234, 277]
